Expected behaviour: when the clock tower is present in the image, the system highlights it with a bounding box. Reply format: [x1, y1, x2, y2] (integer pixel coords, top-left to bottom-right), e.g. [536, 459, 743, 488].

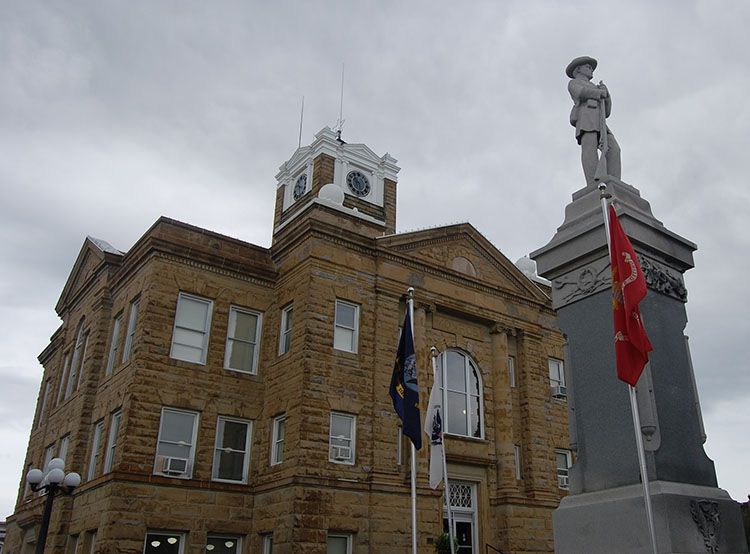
[272, 127, 399, 242]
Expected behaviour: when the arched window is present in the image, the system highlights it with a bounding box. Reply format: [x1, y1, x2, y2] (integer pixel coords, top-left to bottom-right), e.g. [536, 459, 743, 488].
[437, 350, 483, 438]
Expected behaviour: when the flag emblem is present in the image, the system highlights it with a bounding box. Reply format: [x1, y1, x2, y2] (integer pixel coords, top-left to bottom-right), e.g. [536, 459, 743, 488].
[390, 310, 422, 450]
[608, 205, 653, 386]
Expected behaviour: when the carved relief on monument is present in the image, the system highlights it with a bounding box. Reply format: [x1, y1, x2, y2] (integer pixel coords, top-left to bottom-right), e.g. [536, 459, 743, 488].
[552, 257, 611, 309]
[638, 255, 688, 302]
[690, 499, 721, 553]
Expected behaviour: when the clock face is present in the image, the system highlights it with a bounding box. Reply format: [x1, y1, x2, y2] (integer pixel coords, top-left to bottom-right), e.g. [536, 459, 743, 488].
[293, 174, 307, 200]
[346, 170, 370, 197]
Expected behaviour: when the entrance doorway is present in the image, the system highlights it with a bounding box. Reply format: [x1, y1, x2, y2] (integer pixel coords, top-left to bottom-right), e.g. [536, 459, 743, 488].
[443, 481, 478, 554]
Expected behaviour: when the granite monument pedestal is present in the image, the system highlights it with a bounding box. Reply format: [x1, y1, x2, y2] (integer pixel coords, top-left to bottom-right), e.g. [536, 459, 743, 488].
[531, 179, 747, 553]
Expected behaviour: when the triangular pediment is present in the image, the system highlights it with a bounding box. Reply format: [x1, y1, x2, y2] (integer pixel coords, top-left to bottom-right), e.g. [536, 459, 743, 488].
[55, 236, 123, 314]
[378, 224, 548, 302]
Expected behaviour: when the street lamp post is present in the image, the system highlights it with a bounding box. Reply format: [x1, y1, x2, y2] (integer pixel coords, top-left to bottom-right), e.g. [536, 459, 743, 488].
[25, 458, 80, 554]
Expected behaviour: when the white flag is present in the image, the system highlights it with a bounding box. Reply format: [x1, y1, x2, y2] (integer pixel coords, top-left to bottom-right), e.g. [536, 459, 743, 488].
[424, 366, 444, 489]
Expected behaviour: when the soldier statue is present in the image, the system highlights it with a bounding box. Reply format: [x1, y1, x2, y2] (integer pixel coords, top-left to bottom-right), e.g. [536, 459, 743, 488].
[567, 56, 622, 185]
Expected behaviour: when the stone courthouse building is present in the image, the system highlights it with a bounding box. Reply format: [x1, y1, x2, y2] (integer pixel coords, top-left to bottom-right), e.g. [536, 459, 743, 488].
[6, 128, 570, 554]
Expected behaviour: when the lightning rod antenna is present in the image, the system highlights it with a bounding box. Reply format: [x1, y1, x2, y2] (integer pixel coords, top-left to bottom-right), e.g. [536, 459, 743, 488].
[298, 96, 305, 149]
[334, 63, 345, 140]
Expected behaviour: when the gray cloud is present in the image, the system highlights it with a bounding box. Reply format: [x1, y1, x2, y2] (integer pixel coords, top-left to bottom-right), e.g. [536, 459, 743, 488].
[2, 0, 748, 516]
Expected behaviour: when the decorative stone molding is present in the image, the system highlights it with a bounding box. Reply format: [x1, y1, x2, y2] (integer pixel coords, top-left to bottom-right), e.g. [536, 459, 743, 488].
[690, 499, 721, 553]
[551, 253, 688, 308]
[639, 255, 688, 302]
[552, 257, 610, 308]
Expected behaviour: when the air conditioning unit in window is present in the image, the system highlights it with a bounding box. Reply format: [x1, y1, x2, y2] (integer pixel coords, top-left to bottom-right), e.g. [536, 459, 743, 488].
[552, 385, 567, 399]
[558, 474, 570, 490]
[331, 446, 352, 462]
[158, 456, 189, 476]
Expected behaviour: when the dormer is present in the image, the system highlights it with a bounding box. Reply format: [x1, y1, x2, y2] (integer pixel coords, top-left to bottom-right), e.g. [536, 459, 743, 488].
[273, 127, 400, 239]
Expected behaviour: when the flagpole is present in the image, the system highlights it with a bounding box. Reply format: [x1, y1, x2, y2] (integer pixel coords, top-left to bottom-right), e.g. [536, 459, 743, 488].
[598, 183, 659, 554]
[431, 347, 456, 554]
[407, 287, 418, 554]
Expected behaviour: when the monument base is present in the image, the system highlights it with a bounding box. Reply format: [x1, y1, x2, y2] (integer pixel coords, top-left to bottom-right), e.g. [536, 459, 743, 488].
[553, 481, 748, 553]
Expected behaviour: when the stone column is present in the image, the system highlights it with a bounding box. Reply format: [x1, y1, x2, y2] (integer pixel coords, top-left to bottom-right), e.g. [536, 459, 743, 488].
[531, 179, 747, 553]
[490, 325, 519, 497]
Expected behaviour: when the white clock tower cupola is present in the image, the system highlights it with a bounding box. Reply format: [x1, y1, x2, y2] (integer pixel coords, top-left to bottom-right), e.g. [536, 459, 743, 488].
[273, 127, 400, 240]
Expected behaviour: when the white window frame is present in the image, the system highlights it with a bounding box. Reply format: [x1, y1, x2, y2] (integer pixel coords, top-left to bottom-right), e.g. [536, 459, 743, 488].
[270, 414, 286, 465]
[514, 444, 522, 480]
[206, 535, 242, 554]
[56, 353, 70, 406]
[58, 435, 70, 463]
[154, 407, 199, 479]
[103, 410, 122, 473]
[83, 530, 97, 554]
[87, 420, 104, 480]
[438, 350, 484, 439]
[212, 416, 252, 483]
[333, 300, 359, 353]
[556, 448, 573, 490]
[40, 445, 55, 496]
[278, 304, 293, 355]
[105, 314, 123, 376]
[143, 531, 186, 554]
[43, 444, 55, 471]
[329, 413, 356, 465]
[66, 323, 87, 399]
[262, 534, 274, 554]
[224, 306, 262, 374]
[170, 293, 213, 365]
[37, 379, 51, 428]
[549, 358, 565, 388]
[508, 355, 516, 388]
[326, 533, 353, 554]
[122, 299, 140, 363]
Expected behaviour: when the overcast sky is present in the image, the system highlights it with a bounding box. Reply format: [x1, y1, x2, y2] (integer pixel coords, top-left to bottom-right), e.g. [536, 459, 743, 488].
[1, 1, 748, 519]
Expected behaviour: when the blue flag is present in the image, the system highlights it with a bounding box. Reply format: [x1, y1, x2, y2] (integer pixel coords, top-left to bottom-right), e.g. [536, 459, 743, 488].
[390, 310, 422, 450]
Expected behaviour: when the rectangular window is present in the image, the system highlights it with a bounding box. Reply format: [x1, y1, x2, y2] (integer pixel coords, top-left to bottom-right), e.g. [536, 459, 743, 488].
[58, 435, 70, 463]
[105, 314, 123, 376]
[82, 530, 97, 554]
[514, 444, 522, 480]
[278, 305, 293, 355]
[143, 531, 185, 554]
[40, 445, 55, 496]
[213, 417, 252, 483]
[326, 534, 353, 554]
[155, 408, 199, 479]
[206, 535, 241, 554]
[270, 414, 286, 465]
[56, 353, 70, 405]
[549, 358, 566, 397]
[329, 413, 355, 465]
[224, 306, 262, 374]
[170, 293, 213, 364]
[262, 534, 273, 554]
[66, 326, 87, 398]
[43, 444, 55, 471]
[37, 379, 51, 428]
[556, 449, 573, 490]
[508, 355, 516, 388]
[66, 535, 79, 554]
[87, 420, 104, 480]
[122, 299, 140, 363]
[333, 300, 359, 353]
[103, 410, 122, 473]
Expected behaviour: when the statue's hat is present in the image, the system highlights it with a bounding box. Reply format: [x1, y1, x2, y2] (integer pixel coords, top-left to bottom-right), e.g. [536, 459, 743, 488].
[566, 56, 597, 78]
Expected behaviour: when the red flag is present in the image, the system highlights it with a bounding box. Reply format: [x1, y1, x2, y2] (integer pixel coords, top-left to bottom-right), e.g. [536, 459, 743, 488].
[609, 205, 652, 386]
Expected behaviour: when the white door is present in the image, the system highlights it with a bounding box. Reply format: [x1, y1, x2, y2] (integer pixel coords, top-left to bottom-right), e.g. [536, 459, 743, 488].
[443, 481, 478, 554]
